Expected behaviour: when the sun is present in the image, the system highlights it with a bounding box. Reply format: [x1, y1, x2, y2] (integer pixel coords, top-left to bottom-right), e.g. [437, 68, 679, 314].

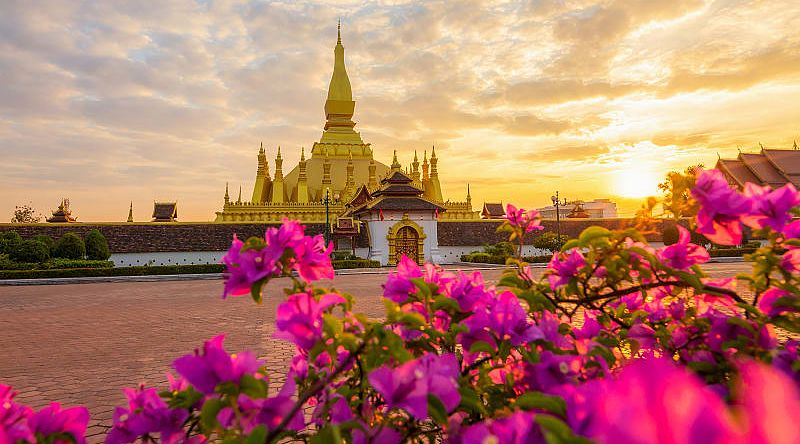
[613, 169, 661, 199]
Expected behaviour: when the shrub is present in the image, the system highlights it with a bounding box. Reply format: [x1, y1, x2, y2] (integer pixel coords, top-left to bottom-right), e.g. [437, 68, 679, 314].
[0, 231, 22, 255]
[32, 234, 54, 253]
[84, 229, 110, 260]
[9, 240, 50, 263]
[461, 252, 506, 264]
[331, 259, 380, 269]
[482, 241, 515, 257]
[53, 233, 85, 259]
[532, 230, 570, 252]
[0, 264, 223, 280]
[662, 224, 680, 245]
[331, 250, 359, 261]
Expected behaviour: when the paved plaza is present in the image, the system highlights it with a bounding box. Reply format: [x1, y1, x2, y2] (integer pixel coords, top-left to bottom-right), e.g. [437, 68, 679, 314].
[0, 263, 746, 439]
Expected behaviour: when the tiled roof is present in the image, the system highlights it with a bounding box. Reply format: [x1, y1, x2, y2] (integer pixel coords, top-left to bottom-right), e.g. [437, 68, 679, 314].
[152, 202, 178, 221]
[482, 203, 505, 218]
[716, 148, 800, 189]
[352, 196, 445, 214]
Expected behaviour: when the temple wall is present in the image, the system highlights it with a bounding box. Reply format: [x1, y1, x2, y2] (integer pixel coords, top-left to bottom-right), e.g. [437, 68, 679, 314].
[0, 218, 669, 266]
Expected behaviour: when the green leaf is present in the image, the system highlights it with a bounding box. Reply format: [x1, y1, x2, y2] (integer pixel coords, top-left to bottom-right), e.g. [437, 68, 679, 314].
[427, 394, 449, 424]
[246, 425, 267, 444]
[433, 295, 461, 312]
[200, 398, 223, 431]
[469, 340, 496, 355]
[515, 392, 566, 417]
[579, 226, 611, 245]
[323, 313, 344, 337]
[240, 374, 268, 399]
[535, 415, 593, 444]
[726, 316, 756, 334]
[458, 386, 486, 415]
[310, 425, 341, 444]
[250, 278, 265, 304]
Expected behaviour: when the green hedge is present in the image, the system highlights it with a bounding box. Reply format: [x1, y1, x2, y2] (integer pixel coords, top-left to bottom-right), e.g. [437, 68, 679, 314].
[0, 264, 225, 280]
[461, 253, 553, 264]
[331, 259, 381, 269]
[0, 258, 114, 271]
[708, 248, 758, 258]
[522, 255, 553, 264]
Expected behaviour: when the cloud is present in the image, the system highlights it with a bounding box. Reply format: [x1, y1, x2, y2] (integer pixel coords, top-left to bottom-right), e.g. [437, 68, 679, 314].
[0, 0, 798, 220]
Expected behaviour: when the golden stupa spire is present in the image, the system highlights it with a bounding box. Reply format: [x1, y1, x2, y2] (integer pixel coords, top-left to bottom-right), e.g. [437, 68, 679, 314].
[391, 150, 401, 170]
[224, 182, 230, 204]
[127, 201, 134, 223]
[327, 20, 352, 102]
[337, 18, 342, 45]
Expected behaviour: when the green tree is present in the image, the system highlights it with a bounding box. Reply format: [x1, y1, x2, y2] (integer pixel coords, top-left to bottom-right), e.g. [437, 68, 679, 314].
[10, 239, 50, 263]
[0, 231, 22, 255]
[532, 231, 570, 253]
[32, 234, 54, 254]
[11, 204, 42, 223]
[482, 241, 516, 258]
[659, 164, 703, 219]
[85, 229, 111, 260]
[53, 233, 86, 259]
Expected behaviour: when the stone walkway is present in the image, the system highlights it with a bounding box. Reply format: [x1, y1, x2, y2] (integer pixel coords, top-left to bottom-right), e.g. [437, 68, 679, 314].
[0, 263, 748, 439]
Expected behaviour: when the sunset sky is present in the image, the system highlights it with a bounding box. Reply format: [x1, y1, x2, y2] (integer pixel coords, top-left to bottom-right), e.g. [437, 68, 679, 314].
[2, 0, 799, 222]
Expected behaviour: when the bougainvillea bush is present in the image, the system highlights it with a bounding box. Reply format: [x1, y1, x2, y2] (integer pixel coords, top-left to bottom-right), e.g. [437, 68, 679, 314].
[3, 169, 800, 444]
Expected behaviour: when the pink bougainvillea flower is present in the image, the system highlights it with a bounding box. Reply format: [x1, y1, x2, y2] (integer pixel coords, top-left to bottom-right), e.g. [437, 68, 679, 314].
[221, 234, 251, 298]
[0, 384, 33, 444]
[773, 341, 800, 385]
[274, 292, 345, 351]
[26, 403, 89, 444]
[368, 353, 460, 420]
[657, 226, 710, 270]
[506, 204, 545, 233]
[454, 410, 543, 444]
[293, 234, 334, 282]
[173, 335, 262, 394]
[741, 182, 800, 232]
[737, 361, 800, 444]
[691, 169, 751, 246]
[444, 271, 492, 312]
[106, 386, 187, 444]
[757, 288, 798, 317]
[383, 255, 424, 303]
[547, 249, 586, 290]
[587, 358, 739, 444]
[781, 220, 800, 246]
[352, 421, 402, 444]
[781, 249, 800, 273]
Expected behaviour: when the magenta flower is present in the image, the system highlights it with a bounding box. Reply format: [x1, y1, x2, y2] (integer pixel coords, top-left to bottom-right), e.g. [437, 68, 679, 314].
[368, 353, 460, 420]
[222, 234, 251, 298]
[657, 226, 709, 269]
[737, 361, 800, 444]
[781, 249, 800, 273]
[782, 220, 800, 244]
[383, 255, 424, 303]
[444, 271, 492, 312]
[352, 422, 402, 444]
[0, 384, 33, 444]
[476, 291, 543, 347]
[293, 234, 334, 282]
[506, 204, 545, 233]
[757, 288, 798, 317]
[691, 169, 751, 245]
[106, 386, 187, 444]
[547, 249, 586, 290]
[274, 292, 345, 350]
[173, 335, 262, 394]
[26, 403, 89, 444]
[455, 411, 543, 444]
[368, 359, 429, 419]
[742, 182, 800, 232]
[587, 358, 738, 444]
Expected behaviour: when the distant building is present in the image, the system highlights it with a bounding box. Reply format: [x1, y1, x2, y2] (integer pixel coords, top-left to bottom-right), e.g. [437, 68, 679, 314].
[716, 145, 800, 189]
[152, 202, 178, 222]
[47, 199, 78, 223]
[481, 203, 505, 219]
[537, 198, 617, 219]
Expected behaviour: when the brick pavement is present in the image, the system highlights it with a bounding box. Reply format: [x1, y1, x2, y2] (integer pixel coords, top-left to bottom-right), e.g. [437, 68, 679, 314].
[0, 263, 747, 439]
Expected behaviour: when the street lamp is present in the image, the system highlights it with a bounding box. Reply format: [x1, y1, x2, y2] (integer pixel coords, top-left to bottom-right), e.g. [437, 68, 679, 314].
[322, 188, 331, 246]
[551, 191, 568, 251]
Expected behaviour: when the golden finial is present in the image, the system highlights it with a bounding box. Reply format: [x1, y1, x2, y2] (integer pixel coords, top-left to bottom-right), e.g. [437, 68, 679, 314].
[224, 182, 230, 203]
[300, 146, 305, 161]
[127, 201, 134, 223]
[259, 141, 264, 154]
[337, 19, 341, 45]
[794, 140, 798, 150]
[431, 144, 437, 158]
[276, 145, 282, 158]
[467, 184, 471, 199]
[414, 150, 418, 162]
[237, 185, 242, 204]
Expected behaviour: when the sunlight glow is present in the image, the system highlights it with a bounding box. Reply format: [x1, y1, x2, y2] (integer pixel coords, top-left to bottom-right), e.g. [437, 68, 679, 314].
[613, 168, 661, 199]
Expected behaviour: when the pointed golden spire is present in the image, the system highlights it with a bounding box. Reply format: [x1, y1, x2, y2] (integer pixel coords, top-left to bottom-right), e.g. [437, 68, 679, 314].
[127, 201, 134, 223]
[391, 150, 401, 170]
[237, 185, 242, 204]
[327, 21, 352, 102]
[422, 150, 430, 181]
[794, 140, 798, 151]
[337, 18, 341, 45]
[224, 182, 230, 204]
[466, 184, 471, 202]
[300, 146, 305, 161]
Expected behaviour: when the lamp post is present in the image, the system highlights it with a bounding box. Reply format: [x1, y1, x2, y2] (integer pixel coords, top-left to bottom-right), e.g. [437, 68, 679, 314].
[551, 191, 568, 251]
[323, 188, 331, 246]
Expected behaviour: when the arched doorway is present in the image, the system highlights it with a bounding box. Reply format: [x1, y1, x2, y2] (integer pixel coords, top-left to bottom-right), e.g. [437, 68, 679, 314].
[386, 215, 426, 266]
[394, 226, 419, 265]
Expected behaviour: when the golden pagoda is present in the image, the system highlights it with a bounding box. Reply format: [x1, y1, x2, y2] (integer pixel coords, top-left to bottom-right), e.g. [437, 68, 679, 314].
[215, 23, 478, 223]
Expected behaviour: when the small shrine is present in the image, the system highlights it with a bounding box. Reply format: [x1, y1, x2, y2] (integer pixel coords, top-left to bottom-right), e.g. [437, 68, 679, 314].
[152, 202, 178, 222]
[46, 198, 78, 223]
[481, 202, 505, 219]
[348, 169, 445, 266]
[566, 201, 590, 219]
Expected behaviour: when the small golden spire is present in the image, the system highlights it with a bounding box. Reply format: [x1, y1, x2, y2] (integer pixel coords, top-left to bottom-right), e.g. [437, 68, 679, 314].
[224, 182, 230, 204]
[237, 185, 242, 204]
[337, 18, 341, 45]
[127, 201, 134, 223]
[391, 150, 401, 170]
[300, 146, 305, 161]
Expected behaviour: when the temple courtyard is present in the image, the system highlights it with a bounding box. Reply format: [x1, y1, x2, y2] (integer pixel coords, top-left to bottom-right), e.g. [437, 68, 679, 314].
[0, 262, 747, 439]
